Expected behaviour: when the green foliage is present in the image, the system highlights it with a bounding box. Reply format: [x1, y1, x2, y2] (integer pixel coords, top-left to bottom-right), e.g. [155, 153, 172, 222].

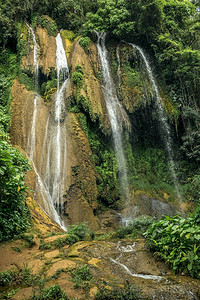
[67, 222, 89, 240]
[0, 49, 18, 109]
[87, 127, 120, 208]
[20, 233, 35, 248]
[19, 72, 35, 91]
[124, 135, 174, 197]
[39, 239, 52, 250]
[0, 270, 13, 286]
[41, 78, 57, 102]
[77, 95, 93, 120]
[35, 15, 57, 36]
[39, 223, 90, 249]
[124, 66, 142, 90]
[0, 266, 37, 288]
[83, 0, 135, 38]
[72, 69, 83, 89]
[144, 213, 200, 278]
[0, 138, 31, 242]
[61, 30, 76, 41]
[95, 281, 145, 300]
[31, 284, 68, 300]
[114, 216, 155, 239]
[79, 37, 91, 54]
[184, 174, 200, 205]
[17, 22, 30, 59]
[66, 96, 80, 113]
[0, 106, 10, 134]
[77, 113, 88, 136]
[71, 265, 92, 289]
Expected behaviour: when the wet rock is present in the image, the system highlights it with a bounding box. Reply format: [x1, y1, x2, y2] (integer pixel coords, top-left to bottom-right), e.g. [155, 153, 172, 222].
[100, 210, 121, 229]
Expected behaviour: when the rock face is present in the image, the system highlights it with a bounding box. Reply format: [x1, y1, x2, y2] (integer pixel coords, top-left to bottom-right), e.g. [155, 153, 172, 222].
[70, 41, 109, 129]
[10, 25, 181, 231]
[10, 28, 102, 230]
[64, 113, 99, 230]
[21, 26, 57, 75]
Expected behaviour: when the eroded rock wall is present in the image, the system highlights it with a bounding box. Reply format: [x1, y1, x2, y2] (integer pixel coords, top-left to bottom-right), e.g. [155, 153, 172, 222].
[10, 28, 103, 230]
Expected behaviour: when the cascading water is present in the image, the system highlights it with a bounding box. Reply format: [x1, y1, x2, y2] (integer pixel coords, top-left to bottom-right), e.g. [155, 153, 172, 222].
[38, 33, 69, 229]
[25, 26, 68, 230]
[128, 43, 182, 201]
[95, 32, 130, 203]
[26, 24, 39, 161]
[110, 241, 164, 281]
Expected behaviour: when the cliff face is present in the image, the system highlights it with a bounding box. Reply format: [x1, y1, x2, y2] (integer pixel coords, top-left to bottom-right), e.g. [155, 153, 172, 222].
[21, 26, 57, 75]
[70, 41, 109, 129]
[10, 23, 182, 231]
[10, 27, 104, 230]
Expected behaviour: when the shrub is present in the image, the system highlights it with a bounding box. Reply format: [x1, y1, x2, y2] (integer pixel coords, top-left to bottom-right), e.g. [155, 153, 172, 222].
[20, 233, 35, 248]
[71, 265, 92, 289]
[0, 266, 35, 287]
[115, 216, 155, 239]
[31, 284, 68, 300]
[72, 71, 83, 89]
[0, 270, 13, 286]
[95, 281, 145, 300]
[67, 222, 89, 241]
[36, 16, 57, 37]
[144, 213, 200, 278]
[39, 240, 52, 250]
[79, 37, 90, 54]
[0, 139, 30, 242]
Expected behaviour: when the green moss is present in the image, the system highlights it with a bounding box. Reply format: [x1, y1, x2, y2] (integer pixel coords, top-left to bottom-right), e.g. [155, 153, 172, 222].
[77, 113, 88, 136]
[61, 29, 76, 41]
[19, 72, 35, 91]
[124, 65, 142, 90]
[77, 95, 93, 120]
[17, 22, 30, 59]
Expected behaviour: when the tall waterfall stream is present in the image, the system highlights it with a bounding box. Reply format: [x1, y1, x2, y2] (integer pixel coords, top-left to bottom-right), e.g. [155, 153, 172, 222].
[96, 32, 131, 215]
[26, 27, 68, 230]
[128, 43, 182, 201]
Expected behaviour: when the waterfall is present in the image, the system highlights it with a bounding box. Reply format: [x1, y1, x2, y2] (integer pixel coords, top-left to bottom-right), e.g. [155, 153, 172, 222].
[26, 24, 39, 161]
[25, 26, 68, 230]
[95, 32, 130, 203]
[116, 45, 121, 82]
[128, 43, 182, 201]
[38, 33, 69, 229]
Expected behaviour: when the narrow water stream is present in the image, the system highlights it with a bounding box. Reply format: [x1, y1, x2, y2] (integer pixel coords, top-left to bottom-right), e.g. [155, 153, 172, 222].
[128, 43, 182, 201]
[95, 32, 130, 207]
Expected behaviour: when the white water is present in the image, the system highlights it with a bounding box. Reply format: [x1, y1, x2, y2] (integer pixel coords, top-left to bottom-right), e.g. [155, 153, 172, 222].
[25, 27, 68, 230]
[96, 32, 130, 201]
[38, 33, 69, 229]
[128, 43, 182, 201]
[116, 45, 121, 82]
[26, 24, 39, 161]
[110, 241, 164, 281]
